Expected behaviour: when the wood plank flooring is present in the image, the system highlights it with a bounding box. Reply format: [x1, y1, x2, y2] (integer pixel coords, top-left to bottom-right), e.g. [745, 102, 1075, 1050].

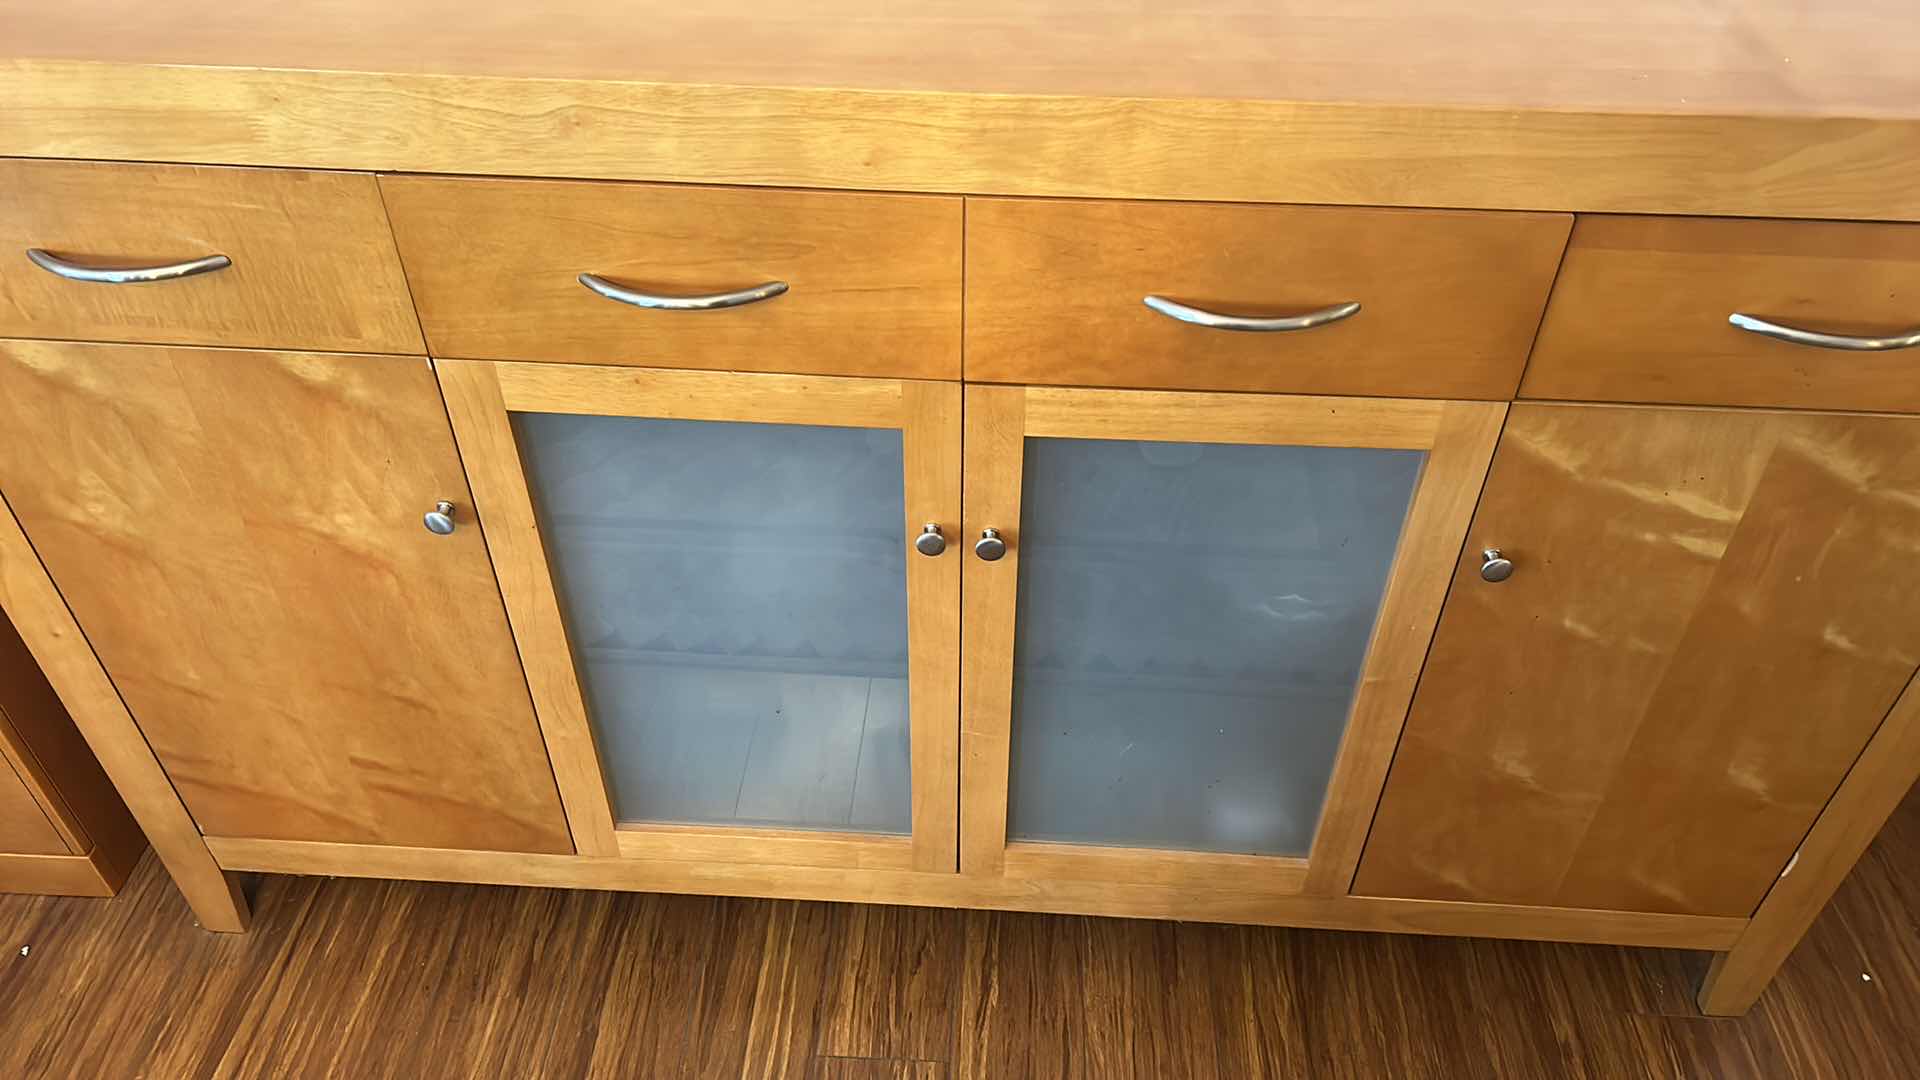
[3, 785, 1917, 1078]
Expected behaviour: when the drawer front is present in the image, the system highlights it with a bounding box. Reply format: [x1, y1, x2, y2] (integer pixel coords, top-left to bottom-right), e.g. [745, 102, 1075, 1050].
[380, 176, 963, 379]
[0, 160, 422, 354]
[1522, 216, 1920, 412]
[965, 198, 1570, 397]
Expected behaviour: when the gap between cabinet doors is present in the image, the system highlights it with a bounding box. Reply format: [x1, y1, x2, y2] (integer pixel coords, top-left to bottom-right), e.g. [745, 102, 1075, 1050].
[436, 359, 1503, 892]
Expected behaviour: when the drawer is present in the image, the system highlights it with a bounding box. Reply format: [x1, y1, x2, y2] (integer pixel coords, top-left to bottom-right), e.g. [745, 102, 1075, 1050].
[1522, 216, 1920, 412]
[379, 176, 963, 380]
[0, 160, 422, 354]
[965, 198, 1570, 397]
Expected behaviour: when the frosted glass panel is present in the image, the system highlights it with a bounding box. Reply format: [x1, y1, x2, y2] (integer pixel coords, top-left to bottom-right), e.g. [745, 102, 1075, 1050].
[1008, 438, 1423, 856]
[514, 412, 911, 834]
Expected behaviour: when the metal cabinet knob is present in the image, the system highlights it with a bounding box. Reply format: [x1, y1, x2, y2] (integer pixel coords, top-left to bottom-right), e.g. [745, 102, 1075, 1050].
[914, 522, 947, 557]
[424, 500, 458, 536]
[1480, 547, 1513, 583]
[974, 527, 1007, 562]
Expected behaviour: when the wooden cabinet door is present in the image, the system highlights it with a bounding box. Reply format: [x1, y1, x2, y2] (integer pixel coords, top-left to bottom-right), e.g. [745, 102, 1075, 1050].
[959, 385, 1503, 894]
[0, 340, 572, 854]
[1356, 404, 1920, 917]
[436, 360, 960, 870]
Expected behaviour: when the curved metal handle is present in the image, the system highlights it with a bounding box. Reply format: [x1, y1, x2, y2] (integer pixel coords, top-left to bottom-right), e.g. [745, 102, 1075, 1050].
[27, 247, 231, 285]
[423, 500, 457, 536]
[1143, 295, 1360, 333]
[914, 523, 947, 557]
[1728, 312, 1920, 352]
[578, 272, 788, 311]
[1480, 548, 1513, 583]
[974, 528, 1007, 562]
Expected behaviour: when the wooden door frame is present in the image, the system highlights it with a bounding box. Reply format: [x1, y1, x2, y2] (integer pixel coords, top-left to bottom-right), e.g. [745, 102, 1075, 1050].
[437, 359, 962, 874]
[959, 385, 1505, 894]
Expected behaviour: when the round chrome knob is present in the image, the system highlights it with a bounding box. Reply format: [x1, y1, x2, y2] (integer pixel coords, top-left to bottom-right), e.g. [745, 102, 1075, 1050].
[423, 500, 457, 536]
[974, 527, 1007, 562]
[1480, 547, 1513, 583]
[914, 522, 947, 557]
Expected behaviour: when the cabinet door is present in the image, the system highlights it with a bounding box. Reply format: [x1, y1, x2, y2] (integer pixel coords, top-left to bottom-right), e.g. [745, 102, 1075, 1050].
[1355, 404, 1920, 917]
[437, 361, 961, 870]
[0, 340, 572, 854]
[960, 386, 1503, 892]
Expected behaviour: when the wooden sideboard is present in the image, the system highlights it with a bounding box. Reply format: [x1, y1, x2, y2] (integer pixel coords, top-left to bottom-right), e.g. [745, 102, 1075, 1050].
[2, 0, 1918, 1018]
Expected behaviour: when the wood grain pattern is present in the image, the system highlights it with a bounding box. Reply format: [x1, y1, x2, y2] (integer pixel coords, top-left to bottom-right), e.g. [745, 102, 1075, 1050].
[10, 821, 1920, 1076]
[0, 339, 571, 854]
[1522, 215, 1920, 413]
[614, 826, 916, 872]
[899, 381, 962, 873]
[816, 1059, 943, 1079]
[3, 611, 91, 850]
[0, 603, 146, 885]
[1020, 386, 1443, 449]
[957, 386, 1024, 878]
[0, 484, 247, 930]
[1356, 404, 1920, 917]
[9, 0, 1919, 114]
[1000, 843, 1307, 894]
[0, 849, 118, 895]
[5, 62, 1917, 224]
[1699, 667, 1920, 1015]
[380, 175, 961, 379]
[435, 359, 619, 858]
[0, 159, 421, 354]
[1302, 401, 1506, 895]
[0, 756, 65, 856]
[445, 359, 962, 871]
[959, 387, 1499, 893]
[493, 362, 906, 428]
[7, 2, 1920, 219]
[199, 835, 1746, 951]
[967, 198, 1569, 398]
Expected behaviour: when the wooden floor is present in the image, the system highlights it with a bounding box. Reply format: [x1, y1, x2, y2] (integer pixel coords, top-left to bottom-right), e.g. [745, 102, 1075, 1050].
[3, 788, 1917, 1078]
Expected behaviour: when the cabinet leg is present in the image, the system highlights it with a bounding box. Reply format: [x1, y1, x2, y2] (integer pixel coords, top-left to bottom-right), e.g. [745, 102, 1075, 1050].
[173, 863, 252, 933]
[1697, 671, 1920, 1016]
[1697, 945, 1778, 1017]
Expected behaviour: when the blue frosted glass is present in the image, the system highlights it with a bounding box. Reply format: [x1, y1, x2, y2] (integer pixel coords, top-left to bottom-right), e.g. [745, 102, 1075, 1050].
[514, 412, 911, 834]
[1007, 437, 1423, 856]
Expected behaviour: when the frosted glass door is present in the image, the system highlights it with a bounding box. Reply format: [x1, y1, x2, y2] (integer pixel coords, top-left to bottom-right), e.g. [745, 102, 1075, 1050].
[515, 412, 913, 835]
[1006, 437, 1423, 856]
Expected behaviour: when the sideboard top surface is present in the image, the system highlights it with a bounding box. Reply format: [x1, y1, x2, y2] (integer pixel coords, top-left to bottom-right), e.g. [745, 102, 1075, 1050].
[6, 0, 1917, 114]
[3, 0, 1919, 220]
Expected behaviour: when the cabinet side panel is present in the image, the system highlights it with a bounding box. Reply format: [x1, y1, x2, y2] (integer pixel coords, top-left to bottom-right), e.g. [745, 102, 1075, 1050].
[0, 750, 69, 855]
[0, 602, 146, 864]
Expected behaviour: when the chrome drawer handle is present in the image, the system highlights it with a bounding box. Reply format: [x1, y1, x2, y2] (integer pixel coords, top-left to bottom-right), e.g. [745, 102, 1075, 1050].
[578, 272, 788, 311]
[1143, 295, 1361, 332]
[1728, 313, 1920, 352]
[27, 247, 232, 284]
